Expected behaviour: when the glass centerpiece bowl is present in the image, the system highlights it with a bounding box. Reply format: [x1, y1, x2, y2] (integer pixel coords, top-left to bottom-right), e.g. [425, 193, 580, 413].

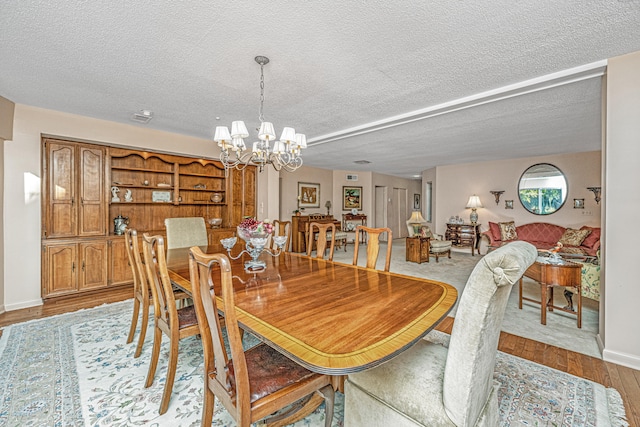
[221, 218, 287, 271]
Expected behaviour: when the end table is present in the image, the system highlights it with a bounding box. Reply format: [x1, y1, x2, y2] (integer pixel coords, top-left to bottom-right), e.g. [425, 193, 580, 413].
[406, 236, 430, 263]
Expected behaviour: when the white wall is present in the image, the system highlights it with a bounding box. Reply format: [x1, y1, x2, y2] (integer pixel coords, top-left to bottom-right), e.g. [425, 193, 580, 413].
[430, 151, 602, 237]
[603, 51, 640, 370]
[4, 104, 233, 310]
[279, 165, 335, 219]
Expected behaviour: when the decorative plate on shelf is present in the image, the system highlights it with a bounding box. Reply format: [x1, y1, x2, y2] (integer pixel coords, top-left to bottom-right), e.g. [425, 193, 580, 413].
[351, 208, 358, 215]
[346, 223, 356, 231]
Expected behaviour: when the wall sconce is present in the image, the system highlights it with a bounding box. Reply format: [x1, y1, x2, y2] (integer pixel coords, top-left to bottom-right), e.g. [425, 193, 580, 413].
[586, 187, 602, 204]
[489, 190, 505, 205]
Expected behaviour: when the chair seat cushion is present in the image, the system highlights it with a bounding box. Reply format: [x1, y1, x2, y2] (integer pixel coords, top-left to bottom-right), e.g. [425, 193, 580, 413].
[315, 232, 348, 240]
[347, 340, 454, 426]
[227, 343, 318, 403]
[430, 240, 452, 251]
[177, 305, 198, 329]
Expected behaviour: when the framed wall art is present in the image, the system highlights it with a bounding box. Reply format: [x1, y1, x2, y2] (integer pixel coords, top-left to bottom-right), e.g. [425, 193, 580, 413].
[343, 186, 362, 210]
[413, 193, 421, 210]
[505, 200, 514, 209]
[573, 198, 585, 209]
[298, 182, 320, 208]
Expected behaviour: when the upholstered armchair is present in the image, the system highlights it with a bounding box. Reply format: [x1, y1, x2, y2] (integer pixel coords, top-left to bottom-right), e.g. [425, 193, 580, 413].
[408, 224, 453, 262]
[345, 241, 537, 426]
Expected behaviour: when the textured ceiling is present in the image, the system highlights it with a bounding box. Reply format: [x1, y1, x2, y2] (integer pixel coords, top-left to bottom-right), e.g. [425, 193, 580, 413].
[2, 1, 640, 178]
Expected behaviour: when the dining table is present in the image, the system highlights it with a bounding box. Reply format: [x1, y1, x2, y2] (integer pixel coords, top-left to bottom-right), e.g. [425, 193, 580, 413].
[166, 245, 458, 376]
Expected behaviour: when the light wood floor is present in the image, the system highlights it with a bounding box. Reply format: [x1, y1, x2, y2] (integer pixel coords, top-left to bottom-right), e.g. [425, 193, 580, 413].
[1, 288, 638, 426]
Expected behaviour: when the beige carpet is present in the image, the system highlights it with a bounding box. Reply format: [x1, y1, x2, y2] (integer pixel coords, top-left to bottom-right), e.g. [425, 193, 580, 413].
[330, 239, 601, 358]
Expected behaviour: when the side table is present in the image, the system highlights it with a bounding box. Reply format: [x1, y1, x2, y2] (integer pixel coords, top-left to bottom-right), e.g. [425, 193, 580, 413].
[406, 237, 430, 263]
[519, 258, 582, 328]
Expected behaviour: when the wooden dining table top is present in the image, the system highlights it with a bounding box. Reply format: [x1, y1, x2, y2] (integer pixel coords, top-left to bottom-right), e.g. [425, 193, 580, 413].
[166, 245, 458, 375]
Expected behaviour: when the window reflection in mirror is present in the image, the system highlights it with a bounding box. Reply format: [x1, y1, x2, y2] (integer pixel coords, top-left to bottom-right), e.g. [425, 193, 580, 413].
[518, 163, 567, 215]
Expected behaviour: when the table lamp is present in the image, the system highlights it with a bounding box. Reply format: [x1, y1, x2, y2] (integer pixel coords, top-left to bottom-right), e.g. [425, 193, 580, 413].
[466, 195, 483, 224]
[408, 211, 426, 235]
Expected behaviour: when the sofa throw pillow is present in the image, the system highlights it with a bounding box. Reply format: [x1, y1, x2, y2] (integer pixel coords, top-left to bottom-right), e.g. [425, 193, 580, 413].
[580, 226, 601, 248]
[559, 228, 591, 246]
[488, 222, 502, 241]
[499, 221, 518, 241]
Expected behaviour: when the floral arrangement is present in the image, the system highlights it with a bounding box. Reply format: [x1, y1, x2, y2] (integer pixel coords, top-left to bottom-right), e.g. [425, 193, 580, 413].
[237, 217, 273, 240]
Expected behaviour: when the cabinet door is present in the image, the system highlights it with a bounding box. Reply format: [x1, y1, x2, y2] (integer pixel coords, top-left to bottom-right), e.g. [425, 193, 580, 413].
[78, 145, 106, 236]
[243, 166, 256, 218]
[231, 166, 257, 225]
[109, 238, 133, 287]
[46, 141, 77, 238]
[44, 243, 77, 297]
[78, 241, 108, 290]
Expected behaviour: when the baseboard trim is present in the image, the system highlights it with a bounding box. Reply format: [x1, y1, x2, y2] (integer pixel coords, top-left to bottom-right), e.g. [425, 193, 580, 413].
[602, 348, 640, 371]
[4, 298, 43, 312]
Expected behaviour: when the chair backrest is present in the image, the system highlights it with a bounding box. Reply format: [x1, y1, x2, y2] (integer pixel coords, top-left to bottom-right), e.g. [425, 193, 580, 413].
[124, 228, 149, 301]
[353, 226, 393, 271]
[164, 217, 208, 249]
[189, 247, 250, 419]
[442, 240, 537, 426]
[306, 222, 336, 260]
[141, 233, 179, 329]
[272, 220, 291, 252]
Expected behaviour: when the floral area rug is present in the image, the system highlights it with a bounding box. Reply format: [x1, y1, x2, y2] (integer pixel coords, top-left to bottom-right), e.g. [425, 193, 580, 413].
[426, 330, 628, 426]
[0, 301, 628, 426]
[0, 300, 343, 427]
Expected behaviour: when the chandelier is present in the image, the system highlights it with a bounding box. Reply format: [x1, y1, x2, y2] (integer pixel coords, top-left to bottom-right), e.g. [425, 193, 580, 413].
[213, 56, 306, 173]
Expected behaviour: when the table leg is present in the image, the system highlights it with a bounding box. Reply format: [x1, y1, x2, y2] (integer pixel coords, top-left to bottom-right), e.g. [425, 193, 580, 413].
[548, 286, 554, 312]
[518, 278, 523, 309]
[577, 285, 582, 329]
[541, 283, 547, 325]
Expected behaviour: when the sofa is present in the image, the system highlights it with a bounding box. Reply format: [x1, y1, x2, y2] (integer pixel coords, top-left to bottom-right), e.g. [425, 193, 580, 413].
[483, 222, 600, 257]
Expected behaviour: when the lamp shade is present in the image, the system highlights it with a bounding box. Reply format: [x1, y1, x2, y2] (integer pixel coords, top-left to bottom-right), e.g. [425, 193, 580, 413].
[466, 195, 483, 209]
[295, 133, 307, 149]
[230, 121, 249, 138]
[408, 211, 426, 223]
[213, 126, 231, 143]
[258, 122, 276, 141]
[279, 127, 296, 143]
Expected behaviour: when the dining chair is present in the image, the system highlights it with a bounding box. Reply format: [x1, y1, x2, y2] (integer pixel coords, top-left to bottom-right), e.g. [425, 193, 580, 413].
[352, 226, 393, 271]
[271, 219, 291, 252]
[344, 241, 537, 426]
[306, 222, 336, 260]
[164, 217, 208, 249]
[125, 228, 190, 358]
[141, 233, 200, 415]
[188, 246, 335, 427]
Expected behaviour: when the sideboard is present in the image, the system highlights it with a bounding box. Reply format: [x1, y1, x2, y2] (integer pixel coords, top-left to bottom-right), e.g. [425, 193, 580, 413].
[445, 223, 481, 256]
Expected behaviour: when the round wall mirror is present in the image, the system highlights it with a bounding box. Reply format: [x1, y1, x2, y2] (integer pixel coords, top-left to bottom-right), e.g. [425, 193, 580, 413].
[518, 163, 567, 215]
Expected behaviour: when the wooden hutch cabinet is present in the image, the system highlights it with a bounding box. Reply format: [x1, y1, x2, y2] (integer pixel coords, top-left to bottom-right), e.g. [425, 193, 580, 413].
[41, 137, 256, 299]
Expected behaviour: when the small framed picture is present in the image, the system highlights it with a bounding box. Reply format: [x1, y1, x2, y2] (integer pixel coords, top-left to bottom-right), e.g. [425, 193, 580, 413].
[343, 186, 362, 210]
[574, 198, 585, 209]
[505, 200, 514, 209]
[298, 182, 320, 208]
[413, 193, 421, 210]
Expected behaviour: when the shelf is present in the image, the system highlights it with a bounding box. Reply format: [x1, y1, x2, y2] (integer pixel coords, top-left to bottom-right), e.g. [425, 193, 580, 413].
[178, 188, 225, 192]
[179, 172, 225, 178]
[112, 184, 174, 190]
[111, 166, 174, 174]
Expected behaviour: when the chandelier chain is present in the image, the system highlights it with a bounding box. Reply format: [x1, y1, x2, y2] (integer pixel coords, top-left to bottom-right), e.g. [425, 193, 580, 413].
[259, 63, 265, 123]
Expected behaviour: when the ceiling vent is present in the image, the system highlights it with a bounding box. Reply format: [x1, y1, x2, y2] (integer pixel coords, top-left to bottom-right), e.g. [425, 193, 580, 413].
[346, 174, 358, 181]
[131, 110, 153, 124]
